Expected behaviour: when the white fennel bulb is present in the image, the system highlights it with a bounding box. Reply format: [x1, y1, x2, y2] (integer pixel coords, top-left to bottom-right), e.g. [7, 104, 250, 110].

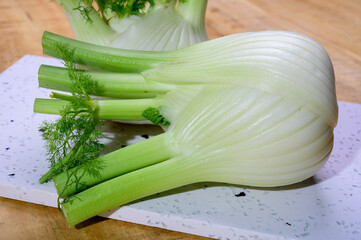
[37, 30, 338, 226]
[156, 31, 337, 186]
[56, 0, 208, 50]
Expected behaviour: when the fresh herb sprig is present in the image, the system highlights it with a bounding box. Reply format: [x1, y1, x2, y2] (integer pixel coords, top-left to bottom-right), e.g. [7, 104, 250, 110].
[73, 1, 94, 24]
[74, 0, 155, 22]
[107, 0, 155, 19]
[142, 107, 170, 126]
[39, 44, 105, 187]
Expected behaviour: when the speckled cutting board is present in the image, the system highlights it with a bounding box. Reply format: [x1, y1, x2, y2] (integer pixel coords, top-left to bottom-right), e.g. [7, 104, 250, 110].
[1, 55, 360, 240]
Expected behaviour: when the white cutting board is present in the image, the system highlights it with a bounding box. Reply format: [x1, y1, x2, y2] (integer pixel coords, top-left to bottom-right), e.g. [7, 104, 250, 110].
[0, 55, 360, 240]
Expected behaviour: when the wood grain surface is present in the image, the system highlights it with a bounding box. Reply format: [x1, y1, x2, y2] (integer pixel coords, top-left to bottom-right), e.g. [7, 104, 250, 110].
[0, 0, 360, 239]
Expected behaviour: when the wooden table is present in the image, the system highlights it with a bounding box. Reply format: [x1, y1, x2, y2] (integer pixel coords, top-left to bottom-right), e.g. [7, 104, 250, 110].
[1, 0, 360, 239]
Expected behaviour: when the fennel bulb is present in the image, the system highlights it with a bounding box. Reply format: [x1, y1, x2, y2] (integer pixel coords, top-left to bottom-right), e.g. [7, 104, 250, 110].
[34, 30, 338, 226]
[56, 0, 208, 50]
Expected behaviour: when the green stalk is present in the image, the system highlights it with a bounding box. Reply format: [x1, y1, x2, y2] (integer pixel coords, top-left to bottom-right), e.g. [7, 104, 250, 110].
[34, 99, 68, 115]
[54, 134, 174, 197]
[42, 31, 174, 72]
[56, 0, 116, 45]
[61, 149, 202, 226]
[96, 98, 162, 120]
[50, 92, 79, 102]
[38, 65, 174, 98]
[34, 98, 162, 121]
[178, 0, 208, 29]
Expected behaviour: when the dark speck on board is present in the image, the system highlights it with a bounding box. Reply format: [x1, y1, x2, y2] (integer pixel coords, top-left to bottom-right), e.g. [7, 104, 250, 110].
[8, 173, 15, 177]
[141, 134, 149, 139]
[235, 192, 246, 197]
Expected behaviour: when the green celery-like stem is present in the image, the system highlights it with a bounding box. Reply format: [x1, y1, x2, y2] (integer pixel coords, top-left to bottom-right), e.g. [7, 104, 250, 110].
[97, 98, 162, 120]
[56, 0, 116, 45]
[54, 134, 174, 197]
[34, 98, 162, 120]
[178, 0, 207, 29]
[38, 65, 174, 98]
[50, 92, 79, 102]
[34, 99, 68, 115]
[42, 31, 173, 72]
[61, 147, 201, 226]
